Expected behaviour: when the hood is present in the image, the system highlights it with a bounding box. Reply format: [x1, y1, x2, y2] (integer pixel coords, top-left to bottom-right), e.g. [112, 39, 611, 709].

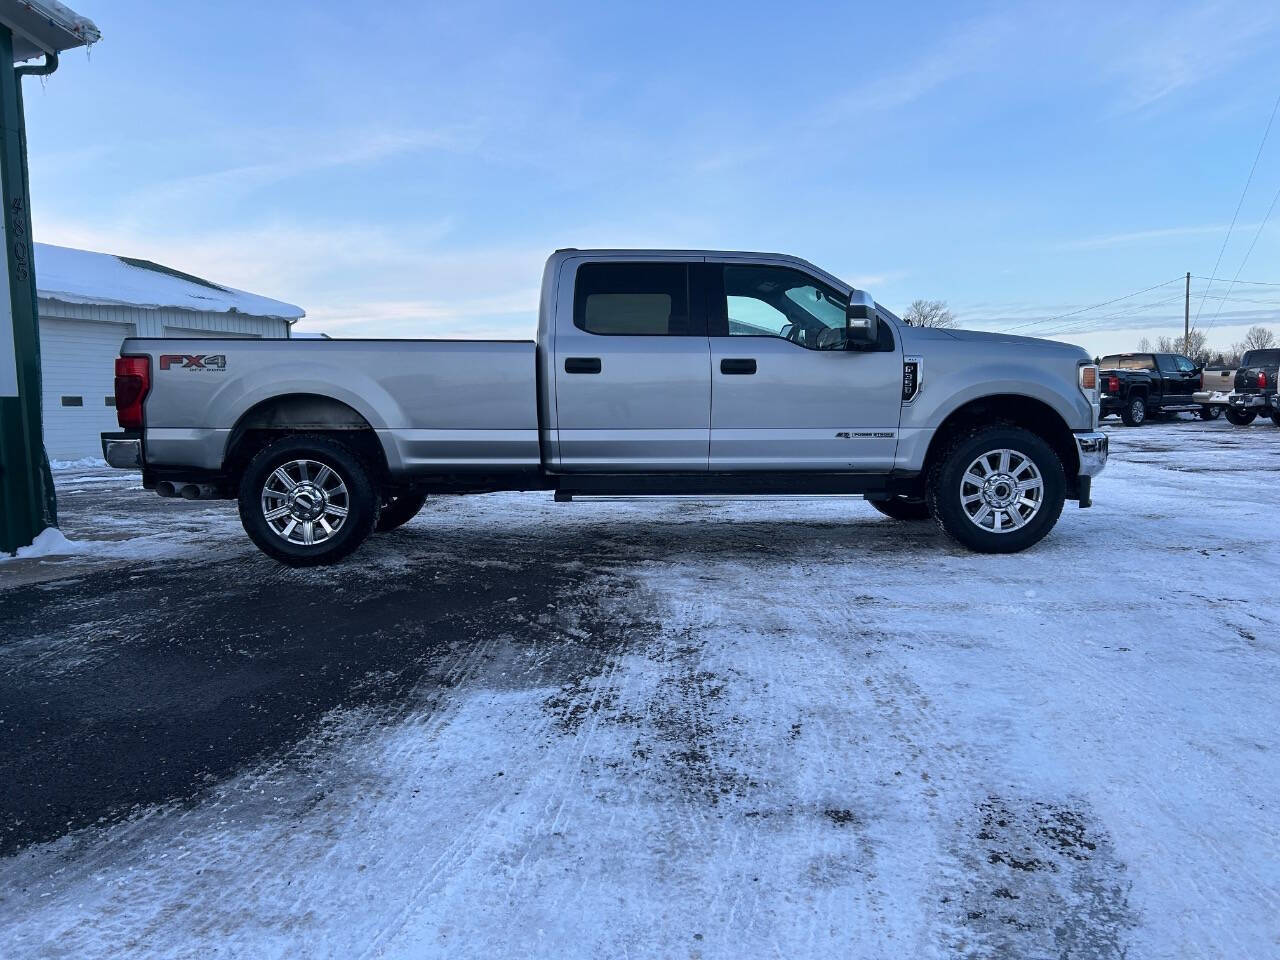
[900, 325, 1089, 361]
[941, 327, 1079, 350]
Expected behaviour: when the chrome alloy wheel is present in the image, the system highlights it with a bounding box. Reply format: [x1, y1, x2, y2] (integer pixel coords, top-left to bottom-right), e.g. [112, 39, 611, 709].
[260, 459, 350, 546]
[959, 448, 1044, 533]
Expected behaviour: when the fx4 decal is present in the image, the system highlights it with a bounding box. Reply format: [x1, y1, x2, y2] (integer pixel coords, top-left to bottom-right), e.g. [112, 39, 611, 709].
[160, 354, 227, 371]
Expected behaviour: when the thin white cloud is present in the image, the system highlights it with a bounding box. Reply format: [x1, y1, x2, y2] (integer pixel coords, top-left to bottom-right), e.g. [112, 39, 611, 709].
[1103, 2, 1280, 112]
[122, 127, 472, 211]
[827, 15, 1013, 117]
[1056, 222, 1263, 250]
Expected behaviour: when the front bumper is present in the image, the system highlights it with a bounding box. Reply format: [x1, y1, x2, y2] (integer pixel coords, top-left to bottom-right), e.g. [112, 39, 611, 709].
[1193, 390, 1231, 405]
[1074, 431, 1108, 477]
[100, 432, 141, 469]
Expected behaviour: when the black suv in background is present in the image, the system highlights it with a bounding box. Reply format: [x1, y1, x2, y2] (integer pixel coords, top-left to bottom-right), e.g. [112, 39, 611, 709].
[1098, 353, 1202, 426]
[1227, 349, 1280, 426]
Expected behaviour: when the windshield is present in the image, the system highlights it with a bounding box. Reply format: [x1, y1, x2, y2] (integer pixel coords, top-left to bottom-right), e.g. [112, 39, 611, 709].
[1241, 349, 1280, 367]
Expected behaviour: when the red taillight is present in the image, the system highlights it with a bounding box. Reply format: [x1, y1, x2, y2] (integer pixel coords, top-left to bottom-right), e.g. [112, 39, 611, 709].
[114, 356, 150, 430]
[1108, 375, 1119, 393]
[1260, 371, 1269, 389]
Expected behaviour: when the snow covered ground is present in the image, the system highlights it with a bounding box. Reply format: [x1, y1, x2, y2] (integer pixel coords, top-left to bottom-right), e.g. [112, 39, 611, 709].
[1, 418, 1278, 959]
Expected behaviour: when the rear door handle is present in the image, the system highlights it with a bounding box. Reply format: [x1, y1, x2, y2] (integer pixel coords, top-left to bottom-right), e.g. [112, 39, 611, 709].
[720, 358, 757, 375]
[564, 357, 601, 374]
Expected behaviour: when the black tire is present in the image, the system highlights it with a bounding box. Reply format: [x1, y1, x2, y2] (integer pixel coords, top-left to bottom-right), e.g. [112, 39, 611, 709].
[869, 495, 931, 521]
[926, 425, 1066, 554]
[1271, 412, 1280, 427]
[376, 491, 430, 532]
[1199, 405, 1223, 421]
[237, 434, 379, 567]
[1224, 407, 1257, 426]
[1120, 395, 1147, 426]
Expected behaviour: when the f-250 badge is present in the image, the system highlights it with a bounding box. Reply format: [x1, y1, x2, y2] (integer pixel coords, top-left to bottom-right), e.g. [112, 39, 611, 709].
[160, 354, 227, 371]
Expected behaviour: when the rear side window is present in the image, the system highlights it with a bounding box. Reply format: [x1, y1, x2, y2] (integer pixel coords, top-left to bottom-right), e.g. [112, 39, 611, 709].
[1100, 354, 1156, 371]
[573, 262, 694, 336]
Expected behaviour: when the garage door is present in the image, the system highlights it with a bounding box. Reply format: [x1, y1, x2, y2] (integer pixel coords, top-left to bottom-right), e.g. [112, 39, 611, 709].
[163, 326, 258, 339]
[40, 318, 135, 462]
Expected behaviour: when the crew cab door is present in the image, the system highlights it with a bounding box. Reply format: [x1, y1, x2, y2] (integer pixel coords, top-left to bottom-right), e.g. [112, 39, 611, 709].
[552, 258, 710, 471]
[705, 261, 903, 470]
[1157, 353, 1198, 401]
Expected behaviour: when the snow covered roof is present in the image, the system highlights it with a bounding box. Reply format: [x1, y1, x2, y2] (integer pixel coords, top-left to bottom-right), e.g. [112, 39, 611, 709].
[3, 0, 100, 62]
[34, 243, 305, 320]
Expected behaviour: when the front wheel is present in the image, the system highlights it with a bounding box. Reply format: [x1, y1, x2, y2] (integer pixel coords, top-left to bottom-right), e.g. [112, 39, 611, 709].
[1224, 407, 1258, 426]
[926, 426, 1066, 554]
[238, 434, 379, 566]
[1120, 396, 1147, 426]
[869, 495, 931, 521]
[1199, 405, 1223, 421]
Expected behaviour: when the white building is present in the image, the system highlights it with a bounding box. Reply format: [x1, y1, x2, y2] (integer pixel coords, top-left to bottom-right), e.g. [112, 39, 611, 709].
[34, 242, 305, 460]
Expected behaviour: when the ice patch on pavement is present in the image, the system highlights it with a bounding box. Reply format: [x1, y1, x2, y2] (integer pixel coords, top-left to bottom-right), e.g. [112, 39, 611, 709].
[49, 456, 107, 470]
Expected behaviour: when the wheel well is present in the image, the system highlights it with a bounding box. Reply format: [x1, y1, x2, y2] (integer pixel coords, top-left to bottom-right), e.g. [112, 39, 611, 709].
[224, 394, 389, 484]
[923, 395, 1082, 498]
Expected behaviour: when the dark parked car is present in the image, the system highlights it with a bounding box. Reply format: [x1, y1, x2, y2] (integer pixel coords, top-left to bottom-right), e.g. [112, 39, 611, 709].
[1226, 348, 1280, 426]
[1098, 353, 1202, 426]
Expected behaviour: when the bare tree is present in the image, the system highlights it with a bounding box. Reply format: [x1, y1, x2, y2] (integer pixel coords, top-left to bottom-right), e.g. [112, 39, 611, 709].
[1238, 325, 1276, 352]
[1154, 330, 1211, 363]
[1136, 336, 1152, 352]
[903, 299, 956, 328]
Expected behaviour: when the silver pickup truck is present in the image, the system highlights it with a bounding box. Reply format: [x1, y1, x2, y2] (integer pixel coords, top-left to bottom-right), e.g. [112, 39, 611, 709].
[102, 249, 1107, 565]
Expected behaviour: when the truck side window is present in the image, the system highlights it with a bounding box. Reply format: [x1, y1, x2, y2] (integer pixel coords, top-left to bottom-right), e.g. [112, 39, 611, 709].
[711, 264, 892, 351]
[1156, 354, 1177, 373]
[573, 263, 694, 336]
[1174, 356, 1197, 373]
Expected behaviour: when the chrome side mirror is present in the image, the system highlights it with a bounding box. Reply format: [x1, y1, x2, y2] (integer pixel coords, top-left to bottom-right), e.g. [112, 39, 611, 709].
[845, 290, 879, 347]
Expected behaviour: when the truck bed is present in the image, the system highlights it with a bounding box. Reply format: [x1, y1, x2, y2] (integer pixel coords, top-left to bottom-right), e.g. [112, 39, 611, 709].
[124, 337, 541, 474]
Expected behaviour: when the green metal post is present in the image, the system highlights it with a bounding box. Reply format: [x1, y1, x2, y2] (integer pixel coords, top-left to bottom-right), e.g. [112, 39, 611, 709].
[0, 24, 56, 553]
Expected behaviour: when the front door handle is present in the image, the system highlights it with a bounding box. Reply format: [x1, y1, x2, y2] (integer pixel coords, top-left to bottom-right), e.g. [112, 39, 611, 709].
[720, 358, 757, 375]
[564, 357, 601, 374]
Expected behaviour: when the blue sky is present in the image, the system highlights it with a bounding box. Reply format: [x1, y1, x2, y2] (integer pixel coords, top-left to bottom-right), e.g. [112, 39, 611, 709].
[20, 0, 1280, 355]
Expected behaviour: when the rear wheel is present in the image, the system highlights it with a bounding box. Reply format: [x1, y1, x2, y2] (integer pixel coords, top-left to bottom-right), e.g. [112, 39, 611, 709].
[869, 495, 931, 521]
[1199, 405, 1223, 420]
[1225, 407, 1258, 426]
[238, 434, 379, 566]
[376, 491, 430, 532]
[927, 425, 1066, 554]
[1120, 396, 1147, 426]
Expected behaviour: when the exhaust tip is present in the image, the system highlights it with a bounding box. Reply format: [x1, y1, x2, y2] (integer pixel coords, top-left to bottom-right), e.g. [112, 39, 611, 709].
[156, 481, 177, 498]
[179, 484, 201, 500]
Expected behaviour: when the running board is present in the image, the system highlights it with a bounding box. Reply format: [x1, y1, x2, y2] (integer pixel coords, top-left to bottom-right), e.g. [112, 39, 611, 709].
[554, 473, 894, 498]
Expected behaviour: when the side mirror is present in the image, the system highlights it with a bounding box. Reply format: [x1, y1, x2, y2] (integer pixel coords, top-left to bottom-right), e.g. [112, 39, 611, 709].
[845, 290, 879, 348]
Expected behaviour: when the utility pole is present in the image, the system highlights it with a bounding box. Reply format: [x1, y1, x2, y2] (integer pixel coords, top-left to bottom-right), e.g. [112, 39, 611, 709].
[1184, 271, 1191, 350]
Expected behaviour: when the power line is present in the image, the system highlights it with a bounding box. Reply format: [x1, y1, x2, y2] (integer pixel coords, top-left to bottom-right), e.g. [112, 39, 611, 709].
[1204, 178, 1280, 332]
[1002, 277, 1183, 331]
[1000, 287, 1280, 339]
[1193, 89, 1280, 327]
[1192, 275, 1280, 287]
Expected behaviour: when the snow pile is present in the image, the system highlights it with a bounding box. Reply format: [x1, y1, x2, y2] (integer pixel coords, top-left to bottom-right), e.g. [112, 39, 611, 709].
[49, 456, 107, 471]
[2, 527, 78, 561]
[34, 243, 304, 320]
